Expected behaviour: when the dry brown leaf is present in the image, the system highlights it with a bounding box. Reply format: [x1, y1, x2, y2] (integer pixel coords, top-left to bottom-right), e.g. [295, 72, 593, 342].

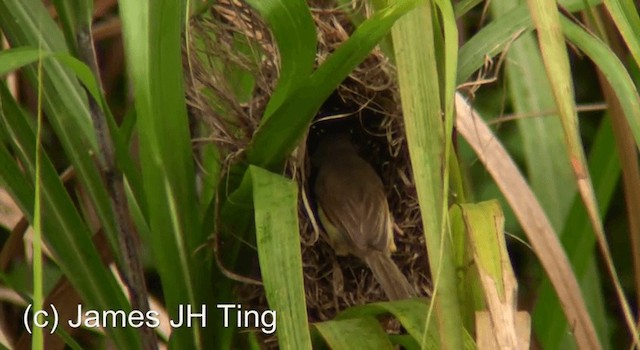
[476, 311, 531, 350]
[455, 93, 600, 349]
[0, 188, 21, 231]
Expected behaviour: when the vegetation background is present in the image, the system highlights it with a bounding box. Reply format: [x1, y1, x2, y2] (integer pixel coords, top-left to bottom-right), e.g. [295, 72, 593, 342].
[0, 0, 639, 349]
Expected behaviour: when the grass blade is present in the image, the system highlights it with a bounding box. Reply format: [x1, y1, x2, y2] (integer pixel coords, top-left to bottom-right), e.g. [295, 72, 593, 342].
[390, 2, 464, 348]
[118, 0, 212, 347]
[0, 85, 140, 349]
[314, 317, 394, 349]
[490, 0, 576, 231]
[561, 16, 640, 149]
[533, 117, 620, 349]
[246, 0, 420, 170]
[250, 166, 312, 349]
[244, 0, 317, 121]
[602, 0, 640, 69]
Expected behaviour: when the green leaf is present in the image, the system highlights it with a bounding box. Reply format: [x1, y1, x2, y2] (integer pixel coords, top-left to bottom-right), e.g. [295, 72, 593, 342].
[533, 118, 619, 349]
[0, 47, 51, 75]
[454, 0, 483, 17]
[50, 0, 92, 54]
[118, 0, 212, 347]
[246, 0, 421, 170]
[560, 15, 640, 150]
[0, 0, 96, 149]
[0, 0, 141, 302]
[244, 0, 317, 121]
[457, 0, 603, 84]
[602, 0, 640, 70]
[250, 166, 312, 350]
[0, 85, 141, 349]
[51, 52, 147, 220]
[490, 0, 576, 232]
[337, 298, 439, 348]
[391, 2, 464, 348]
[314, 317, 395, 350]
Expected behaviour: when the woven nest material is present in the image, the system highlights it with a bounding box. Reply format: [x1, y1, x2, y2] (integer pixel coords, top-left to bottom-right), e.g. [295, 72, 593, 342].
[185, 0, 432, 326]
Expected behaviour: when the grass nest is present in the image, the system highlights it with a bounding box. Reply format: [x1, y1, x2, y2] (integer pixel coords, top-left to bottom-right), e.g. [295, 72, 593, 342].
[184, 0, 432, 329]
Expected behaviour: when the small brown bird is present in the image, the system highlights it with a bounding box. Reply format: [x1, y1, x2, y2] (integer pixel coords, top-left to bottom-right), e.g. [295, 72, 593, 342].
[313, 132, 415, 300]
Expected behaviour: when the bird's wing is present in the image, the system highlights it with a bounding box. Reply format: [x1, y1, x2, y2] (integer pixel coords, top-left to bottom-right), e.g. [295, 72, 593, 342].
[315, 160, 392, 255]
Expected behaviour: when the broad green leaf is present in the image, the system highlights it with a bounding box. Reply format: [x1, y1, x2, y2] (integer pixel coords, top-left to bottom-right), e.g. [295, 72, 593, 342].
[391, 2, 463, 348]
[0, 47, 51, 75]
[314, 317, 394, 350]
[119, 0, 212, 347]
[456, 201, 525, 349]
[336, 298, 477, 349]
[450, 205, 484, 331]
[337, 298, 439, 349]
[244, 0, 316, 121]
[251, 166, 312, 350]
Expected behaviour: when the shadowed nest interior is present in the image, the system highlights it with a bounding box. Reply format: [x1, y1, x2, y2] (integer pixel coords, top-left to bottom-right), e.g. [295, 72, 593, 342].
[184, 0, 432, 326]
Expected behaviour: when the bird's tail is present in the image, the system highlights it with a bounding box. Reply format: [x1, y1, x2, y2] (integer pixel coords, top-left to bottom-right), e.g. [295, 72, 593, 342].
[364, 251, 416, 300]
